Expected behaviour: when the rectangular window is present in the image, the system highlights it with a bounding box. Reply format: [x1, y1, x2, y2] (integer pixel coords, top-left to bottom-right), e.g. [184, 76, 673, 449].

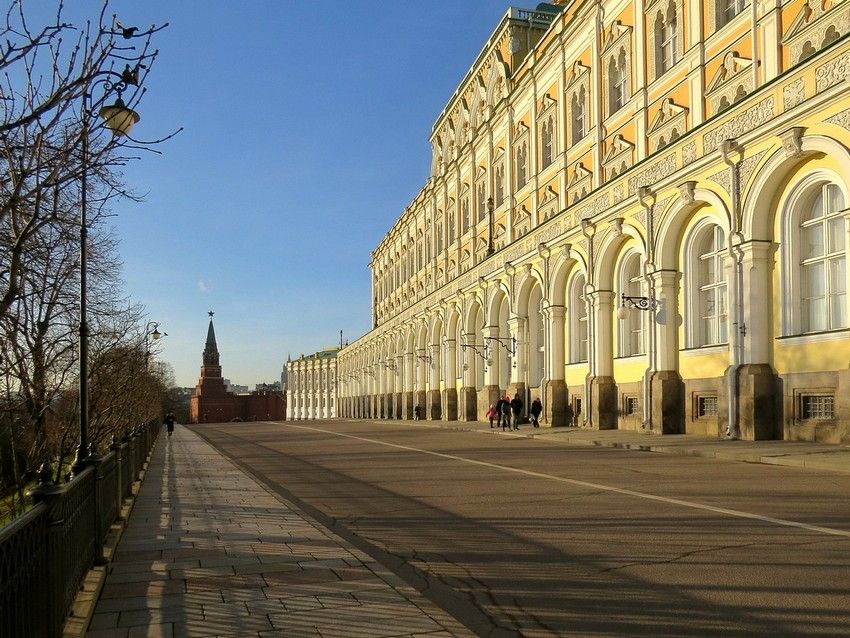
[800, 395, 835, 420]
[624, 396, 639, 416]
[697, 395, 718, 417]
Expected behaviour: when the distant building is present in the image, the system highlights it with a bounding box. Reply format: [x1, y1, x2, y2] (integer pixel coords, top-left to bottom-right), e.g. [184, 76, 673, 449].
[286, 348, 338, 420]
[189, 314, 285, 423]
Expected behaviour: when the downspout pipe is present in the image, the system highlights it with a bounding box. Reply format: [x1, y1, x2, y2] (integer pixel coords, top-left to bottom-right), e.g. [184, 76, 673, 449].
[721, 139, 745, 440]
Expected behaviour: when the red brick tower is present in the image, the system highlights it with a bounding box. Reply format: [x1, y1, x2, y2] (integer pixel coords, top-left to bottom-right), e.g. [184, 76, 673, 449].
[189, 312, 236, 423]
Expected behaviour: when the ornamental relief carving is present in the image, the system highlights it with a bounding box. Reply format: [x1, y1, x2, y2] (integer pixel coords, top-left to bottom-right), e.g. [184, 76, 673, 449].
[707, 166, 732, 198]
[703, 96, 775, 153]
[682, 141, 697, 165]
[784, 1, 850, 65]
[783, 78, 806, 110]
[710, 75, 753, 114]
[816, 51, 850, 92]
[628, 153, 678, 195]
[825, 106, 850, 129]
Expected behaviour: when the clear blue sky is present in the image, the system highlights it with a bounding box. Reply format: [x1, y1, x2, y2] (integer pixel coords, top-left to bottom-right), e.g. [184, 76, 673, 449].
[76, 0, 517, 387]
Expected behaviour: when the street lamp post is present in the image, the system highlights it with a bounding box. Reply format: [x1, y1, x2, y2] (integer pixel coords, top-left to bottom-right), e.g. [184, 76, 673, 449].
[72, 63, 143, 476]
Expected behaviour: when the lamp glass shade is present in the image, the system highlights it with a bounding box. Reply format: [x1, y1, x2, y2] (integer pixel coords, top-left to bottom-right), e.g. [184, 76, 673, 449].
[99, 99, 140, 136]
[151, 329, 161, 341]
[617, 305, 631, 321]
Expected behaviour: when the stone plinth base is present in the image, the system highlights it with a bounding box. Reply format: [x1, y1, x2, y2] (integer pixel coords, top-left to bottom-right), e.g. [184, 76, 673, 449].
[545, 379, 569, 426]
[736, 364, 780, 440]
[590, 376, 617, 430]
[442, 388, 458, 421]
[427, 389, 442, 420]
[460, 386, 477, 421]
[403, 392, 414, 420]
[651, 370, 685, 434]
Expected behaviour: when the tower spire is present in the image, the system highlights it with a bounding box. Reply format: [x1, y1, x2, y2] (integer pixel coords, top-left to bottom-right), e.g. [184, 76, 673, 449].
[203, 311, 219, 366]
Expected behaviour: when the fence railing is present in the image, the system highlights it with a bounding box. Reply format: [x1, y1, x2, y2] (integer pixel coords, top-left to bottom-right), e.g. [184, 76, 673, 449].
[0, 422, 160, 638]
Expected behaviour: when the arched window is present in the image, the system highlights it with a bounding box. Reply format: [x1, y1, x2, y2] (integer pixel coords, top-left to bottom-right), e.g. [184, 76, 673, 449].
[609, 49, 629, 115]
[541, 116, 554, 169]
[691, 223, 728, 346]
[477, 181, 487, 223]
[799, 183, 846, 332]
[571, 87, 586, 145]
[569, 273, 588, 362]
[656, 1, 679, 76]
[516, 140, 528, 189]
[618, 252, 645, 356]
[495, 162, 505, 207]
[448, 208, 456, 245]
[462, 197, 470, 234]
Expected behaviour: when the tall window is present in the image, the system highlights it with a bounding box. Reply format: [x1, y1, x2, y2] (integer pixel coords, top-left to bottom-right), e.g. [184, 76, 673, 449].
[569, 273, 588, 362]
[477, 181, 487, 223]
[462, 197, 470, 234]
[495, 162, 505, 207]
[694, 224, 728, 346]
[541, 116, 554, 169]
[717, 0, 746, 29]
[609, 49, 629, 115]
[516, 140, 528, 189]
[571, 87, 586, 145]
[619, 253, 645, 356]
[800, 183, 846, 332]
[448, 209, 456, 244]
[656, 2, 679, 76]
[436, 222, 444, 254]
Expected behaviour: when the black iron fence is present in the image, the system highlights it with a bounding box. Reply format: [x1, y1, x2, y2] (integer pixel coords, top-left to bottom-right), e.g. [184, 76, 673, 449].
[0, 422, 160, 637]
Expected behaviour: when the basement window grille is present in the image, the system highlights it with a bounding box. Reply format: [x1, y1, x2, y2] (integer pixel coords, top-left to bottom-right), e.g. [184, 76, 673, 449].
[800, 395, 835, 420]
[625, 396, 639, 416]
[697, 395, 718, 418]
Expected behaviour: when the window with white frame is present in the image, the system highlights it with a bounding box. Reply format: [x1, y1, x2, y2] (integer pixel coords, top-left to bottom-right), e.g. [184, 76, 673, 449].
[656, 1, 679, 76]
[494, 161, 505, 207]
[619, 252, 646, 356]
[477, 180, 487, 223]
[799, 183, 846, 333]
[569, 273, 589, 362]
[516, 139, 529, 189]
[692, 223, 728, 346]
[716, 0, 746, 30]
[448, 209, 456, 245]
[571, 87, 586, 146]
[540, 115, 555, 169]
[462, 196, 471, 234]
[608, 49, 629, 116]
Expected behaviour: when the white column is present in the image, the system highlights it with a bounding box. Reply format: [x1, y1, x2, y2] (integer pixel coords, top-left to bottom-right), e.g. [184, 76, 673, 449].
[740, 241, 776, 364]
[429, 344, 440, 390]
[590, 291, 614, 377]
[444, 339, 457, 388]
[483, 325, 500, 386]
[546, 305, 566, 381]
[650, 270, 680, 371]
[507, 316, 527, 385]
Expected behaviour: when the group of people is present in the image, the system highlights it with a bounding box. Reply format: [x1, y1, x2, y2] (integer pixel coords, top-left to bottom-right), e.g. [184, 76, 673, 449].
[487, 394, 542, 430]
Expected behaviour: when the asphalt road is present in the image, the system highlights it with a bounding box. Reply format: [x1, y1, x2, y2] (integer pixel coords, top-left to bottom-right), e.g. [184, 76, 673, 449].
[189, 420, 850, 637]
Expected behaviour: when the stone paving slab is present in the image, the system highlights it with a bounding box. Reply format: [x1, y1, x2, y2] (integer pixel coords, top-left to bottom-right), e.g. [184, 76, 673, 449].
[376, 418, 850, 475]
[86, 427, 472, 638]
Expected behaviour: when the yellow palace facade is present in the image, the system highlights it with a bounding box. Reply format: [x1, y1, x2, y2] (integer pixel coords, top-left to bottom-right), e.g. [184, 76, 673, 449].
[337, 0, 850, 442]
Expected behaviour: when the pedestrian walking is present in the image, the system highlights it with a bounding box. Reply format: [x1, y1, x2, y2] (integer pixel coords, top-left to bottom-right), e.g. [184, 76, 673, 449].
[164, 412, 175, 437]
[414, 405, 421, 421]
[500, 395, 511, 430]
[487, 404, 497, 428]
[510, 393, 523, 430]
[530, 398, 542, 428]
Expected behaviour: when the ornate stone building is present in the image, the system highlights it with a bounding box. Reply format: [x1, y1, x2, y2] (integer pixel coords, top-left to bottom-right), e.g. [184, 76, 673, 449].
[189, 315, 285, 423]
[338, 0, 850, 443]
[286, 349, 339, 420]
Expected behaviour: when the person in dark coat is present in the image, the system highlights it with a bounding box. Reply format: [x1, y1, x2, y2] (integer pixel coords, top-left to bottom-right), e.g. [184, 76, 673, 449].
[510, 393, 523, 430]
[500, 395, 511, 430]
[164, 412, 175, 437]
[414, 405, 422, 421]
[530, 398, 542, 428]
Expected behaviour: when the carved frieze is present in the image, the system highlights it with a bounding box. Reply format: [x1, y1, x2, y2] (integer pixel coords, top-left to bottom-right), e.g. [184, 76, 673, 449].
[825, 107, 850, 129]
[783, 78, 806, 111]
[708, 166, 732, 198]
[682, 141, 697, 165]
[703, 97, 775, 153]
[628, 153, 678, 195]
[816, 52, 850, 93]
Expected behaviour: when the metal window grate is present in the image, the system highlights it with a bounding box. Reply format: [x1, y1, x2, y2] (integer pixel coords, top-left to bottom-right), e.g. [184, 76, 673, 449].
[801, 395, 835, 420]
[625, 396, 639, 415]
[698, 395, 718, 417]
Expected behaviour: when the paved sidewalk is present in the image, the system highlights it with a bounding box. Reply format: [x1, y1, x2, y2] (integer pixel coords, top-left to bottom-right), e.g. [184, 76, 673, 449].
[86, 427, 471, 638]
[382, 419, 850, 475]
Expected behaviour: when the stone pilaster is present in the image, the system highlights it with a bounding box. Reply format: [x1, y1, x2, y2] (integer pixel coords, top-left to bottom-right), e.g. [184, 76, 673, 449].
[736, 364, 781, 440]
[460, 386, 478, 421]
[650, 370, 685, 434]
[443, 387, 458, 421]
[545, 379, 569, 426]
[403, 391, 414, 420]
[427, 389, 442, 420]
[589, 376, 617, 430]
